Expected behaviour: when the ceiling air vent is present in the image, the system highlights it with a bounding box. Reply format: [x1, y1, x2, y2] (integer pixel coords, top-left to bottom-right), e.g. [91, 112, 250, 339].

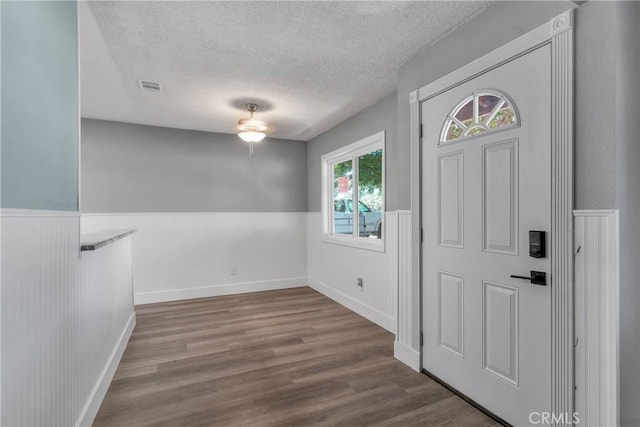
[137, 78, 163, 93]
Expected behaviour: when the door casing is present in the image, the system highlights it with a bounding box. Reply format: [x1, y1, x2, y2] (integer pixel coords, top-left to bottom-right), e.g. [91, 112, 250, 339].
[409, 9, 575, 423]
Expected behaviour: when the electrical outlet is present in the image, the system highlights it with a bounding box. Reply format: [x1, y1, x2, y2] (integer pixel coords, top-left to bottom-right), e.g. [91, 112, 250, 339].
[231, 266, 237, 275]
[357, 277, 363, 289]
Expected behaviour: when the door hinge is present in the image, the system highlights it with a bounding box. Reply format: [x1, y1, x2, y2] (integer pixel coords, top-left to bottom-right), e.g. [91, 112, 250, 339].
[420, 332, 424, 347]
[420, 228, 423, 243]
[420, 124, 423, 139]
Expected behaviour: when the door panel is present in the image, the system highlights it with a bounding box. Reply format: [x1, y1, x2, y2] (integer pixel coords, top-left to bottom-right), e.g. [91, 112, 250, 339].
[482, 139, 518, 255]
[438, 152, 464, 248]
[482, 281, 519, 385]
[421, 44, 551, 426]
[438, 271, 464, 357]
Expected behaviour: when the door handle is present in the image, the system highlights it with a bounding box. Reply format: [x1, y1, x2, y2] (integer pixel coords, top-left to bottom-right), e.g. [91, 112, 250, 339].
[510, 271, 547, 286]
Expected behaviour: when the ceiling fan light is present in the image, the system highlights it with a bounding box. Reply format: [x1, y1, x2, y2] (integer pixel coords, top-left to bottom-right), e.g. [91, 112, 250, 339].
[238, 131, 266, 143]
[236, 103, 269, 149]
[237, 118, 269, 133]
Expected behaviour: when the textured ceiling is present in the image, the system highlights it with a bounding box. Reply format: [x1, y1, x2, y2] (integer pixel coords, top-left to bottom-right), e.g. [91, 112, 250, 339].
[80, 1, 490, 141]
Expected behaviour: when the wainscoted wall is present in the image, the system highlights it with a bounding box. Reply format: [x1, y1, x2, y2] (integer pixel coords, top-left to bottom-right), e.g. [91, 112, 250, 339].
[307, 212, 403, 333]
[574, 210, 619, 427]
[77, 235, 135, 426]
[1, 210, 134, 427]
[394, 211, 419, 370]
[1, 211, 80, 426]
[81, 213, 308, 304]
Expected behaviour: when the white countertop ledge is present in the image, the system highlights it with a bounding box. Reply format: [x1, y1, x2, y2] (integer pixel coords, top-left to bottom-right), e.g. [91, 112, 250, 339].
[80, 229, 137, 251]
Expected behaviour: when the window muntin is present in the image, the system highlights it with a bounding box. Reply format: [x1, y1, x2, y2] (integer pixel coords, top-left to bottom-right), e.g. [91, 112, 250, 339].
[440, 90, 519, 144]
[321, 132, 385, 251]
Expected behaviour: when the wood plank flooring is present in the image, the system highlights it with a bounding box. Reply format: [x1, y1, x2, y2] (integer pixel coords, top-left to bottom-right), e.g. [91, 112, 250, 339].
[94, 287, 500, 426]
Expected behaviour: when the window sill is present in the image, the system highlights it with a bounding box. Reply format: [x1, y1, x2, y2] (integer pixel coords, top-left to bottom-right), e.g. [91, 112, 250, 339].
[322, 234, 385, 253]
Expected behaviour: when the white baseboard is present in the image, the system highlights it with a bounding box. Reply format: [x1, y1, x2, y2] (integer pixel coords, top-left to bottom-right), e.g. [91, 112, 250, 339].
[394, 341, 421, 371]
[308, 278, 395, 332]
[134, 277, 308, 305]
[76, 312, 136, 427]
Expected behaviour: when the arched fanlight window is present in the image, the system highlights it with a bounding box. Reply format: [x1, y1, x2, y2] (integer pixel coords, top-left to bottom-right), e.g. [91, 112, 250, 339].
[440, 90, 519, 144]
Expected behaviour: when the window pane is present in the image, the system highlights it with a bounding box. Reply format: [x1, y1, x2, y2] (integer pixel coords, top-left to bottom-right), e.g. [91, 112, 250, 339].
[488, 105, 516, 128]
[465, 126, 485, 136]
[333, 160, 353, 235]
[357, 149, 383, 239]
[445, 121, 464, 141]
[477, 94, 502, 123]
[454, 99, 474, 123]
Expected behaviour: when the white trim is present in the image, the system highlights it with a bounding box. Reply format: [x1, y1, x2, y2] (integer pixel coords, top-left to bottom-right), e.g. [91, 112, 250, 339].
[322, 232, 385, 253]
[81, 211, 308, 216]
[1, 208, 81, 217]
[412, 9, 574, 424]
[572, 210, 617, 217]
[603, 213, 619, 427]
[308, 278, 395, 333]
[76, 313, 136, 427]
[409, 89, 422, 370]
[321, 131, 385, 160]
[549, 12, 575, 422]
[394, 341, 421, 372]
[134, 277, 307, 305]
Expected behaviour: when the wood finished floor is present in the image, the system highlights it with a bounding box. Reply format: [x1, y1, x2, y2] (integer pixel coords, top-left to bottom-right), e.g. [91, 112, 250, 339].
[94, 287, 500, 426]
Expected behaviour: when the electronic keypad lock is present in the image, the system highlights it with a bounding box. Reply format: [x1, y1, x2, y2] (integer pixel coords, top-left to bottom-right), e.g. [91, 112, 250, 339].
[529, 230, 546, 258]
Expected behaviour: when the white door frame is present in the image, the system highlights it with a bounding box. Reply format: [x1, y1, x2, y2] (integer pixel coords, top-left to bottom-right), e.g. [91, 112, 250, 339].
[410, 10, 574, 423]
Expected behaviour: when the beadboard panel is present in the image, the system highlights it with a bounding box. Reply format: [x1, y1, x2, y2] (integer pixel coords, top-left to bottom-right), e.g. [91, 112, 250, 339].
[1, 211, 134, 427]
[2, 212, 82, 426]
[574, 210, 619, 427]
[77, 237, 136, 426]
[81, 213, 308, 304]
[307, 212, 399, 333]
[395, 211, 420, 370]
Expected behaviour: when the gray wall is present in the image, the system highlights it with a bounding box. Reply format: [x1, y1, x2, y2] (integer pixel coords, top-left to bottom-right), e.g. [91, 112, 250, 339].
[614, 2, 640, 425]
[574, 2, 616, 209]
[81, 119, 307, 213]
[307, 92, 397, 212]
[1, 1, 79, 211]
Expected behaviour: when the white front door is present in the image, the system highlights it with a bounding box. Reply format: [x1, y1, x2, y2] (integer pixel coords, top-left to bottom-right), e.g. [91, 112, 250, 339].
[421, 45, 552, 425]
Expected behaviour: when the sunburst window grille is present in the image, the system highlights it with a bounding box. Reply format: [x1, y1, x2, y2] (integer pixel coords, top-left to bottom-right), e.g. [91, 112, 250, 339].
[440, 90, 519, 144]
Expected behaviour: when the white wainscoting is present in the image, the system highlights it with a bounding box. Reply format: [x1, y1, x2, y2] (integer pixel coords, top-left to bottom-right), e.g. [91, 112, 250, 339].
[77, 236, 135, 426]
[1, 209, 135, 427]
[307, 212, 401, 333]
[574, 210, 619, 427]
[81, 213, 308, 304]
[393, 211, 420, 370]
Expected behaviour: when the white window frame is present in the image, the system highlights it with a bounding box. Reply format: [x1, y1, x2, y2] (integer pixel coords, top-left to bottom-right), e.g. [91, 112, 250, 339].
[321, 131, 385, 252]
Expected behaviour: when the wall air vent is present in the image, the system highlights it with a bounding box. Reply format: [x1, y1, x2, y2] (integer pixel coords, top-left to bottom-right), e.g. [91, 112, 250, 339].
[137, 78, 163, 93]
